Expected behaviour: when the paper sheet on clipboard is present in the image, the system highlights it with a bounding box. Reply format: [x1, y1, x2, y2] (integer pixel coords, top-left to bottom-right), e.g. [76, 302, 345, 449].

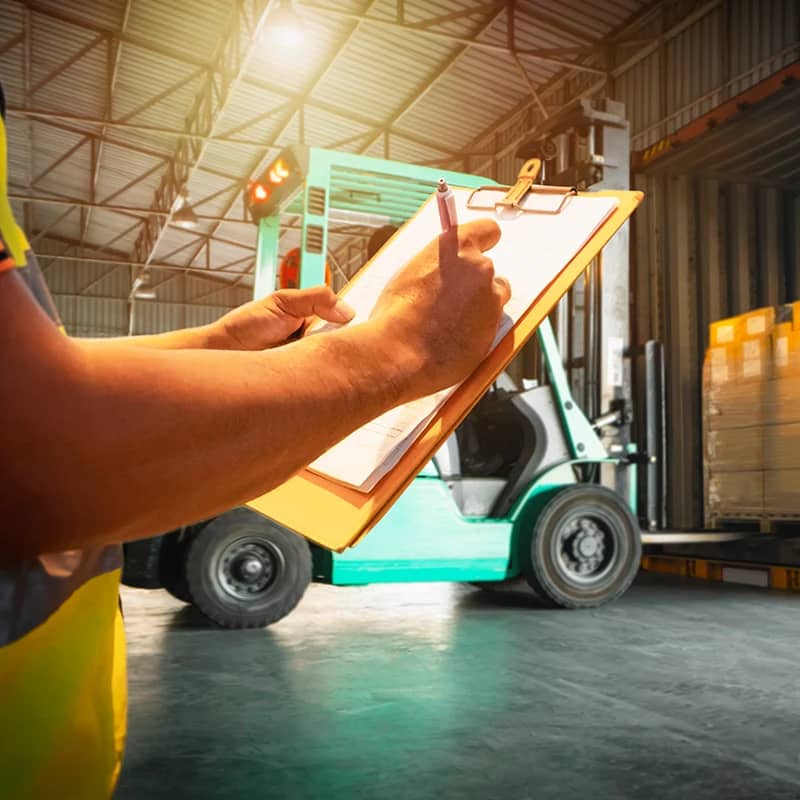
[306, 187, 619, 493]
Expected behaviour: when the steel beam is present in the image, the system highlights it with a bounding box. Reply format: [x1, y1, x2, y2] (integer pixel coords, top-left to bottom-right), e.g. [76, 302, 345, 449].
[28, 33, 105, 96]
[15, 115, 237, 182]
[295, 2, 604, 73]
[131, 0, 274, 267]
[10, 193, 252, 225]
[31, 136, 89, 187]
[0, 31, 24, 57]
[8, 107, 271, 147]
[34, 247, 255, 280]
[356, 4, 507, 156]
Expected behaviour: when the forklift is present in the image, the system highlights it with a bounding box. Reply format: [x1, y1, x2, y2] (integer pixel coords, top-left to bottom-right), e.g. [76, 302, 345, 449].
[123, 117, 648, 627]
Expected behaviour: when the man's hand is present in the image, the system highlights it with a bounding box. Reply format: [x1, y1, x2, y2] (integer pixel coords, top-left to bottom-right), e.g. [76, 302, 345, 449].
[369, 218, 511, 396]
[209, 285, 355, 350]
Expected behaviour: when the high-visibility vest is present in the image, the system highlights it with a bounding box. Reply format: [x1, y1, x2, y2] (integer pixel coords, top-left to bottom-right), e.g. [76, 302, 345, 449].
[0, 112, 127, 799]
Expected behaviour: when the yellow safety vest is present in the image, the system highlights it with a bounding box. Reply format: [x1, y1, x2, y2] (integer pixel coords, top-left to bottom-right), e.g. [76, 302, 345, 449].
[0, 113, 127, 799]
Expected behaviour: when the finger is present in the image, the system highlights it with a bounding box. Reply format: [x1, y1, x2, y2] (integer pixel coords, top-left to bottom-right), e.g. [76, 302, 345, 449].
[273, 286, 355, 323]
[493, 276, 511, 305]
[457, 218, 501, 253]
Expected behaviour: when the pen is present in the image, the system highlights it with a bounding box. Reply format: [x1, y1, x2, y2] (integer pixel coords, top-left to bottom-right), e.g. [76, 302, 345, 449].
[436, 178, 457, 232]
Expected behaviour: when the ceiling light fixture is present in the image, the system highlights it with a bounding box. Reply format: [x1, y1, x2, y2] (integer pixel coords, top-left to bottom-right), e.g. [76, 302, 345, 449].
[265, 0, 304, 48]
[172, 187, 199, 229]
[130, 273, 157, 301]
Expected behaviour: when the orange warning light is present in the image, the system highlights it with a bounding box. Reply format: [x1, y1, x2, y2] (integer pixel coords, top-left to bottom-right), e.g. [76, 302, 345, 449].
[251, 182, 269, 202]
[268, 159, 290, 185]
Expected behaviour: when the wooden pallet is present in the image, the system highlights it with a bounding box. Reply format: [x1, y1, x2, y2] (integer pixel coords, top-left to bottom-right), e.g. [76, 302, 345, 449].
[708, 513, 800, 534]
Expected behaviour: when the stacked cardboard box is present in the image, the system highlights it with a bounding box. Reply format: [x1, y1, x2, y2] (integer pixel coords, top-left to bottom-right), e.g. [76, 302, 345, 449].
[703, 305, 800, 525]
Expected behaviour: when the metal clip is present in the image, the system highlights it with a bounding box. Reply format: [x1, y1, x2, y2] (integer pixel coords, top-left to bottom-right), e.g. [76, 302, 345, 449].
[498, 158, 542, 208]
[466, 157, 578, 216]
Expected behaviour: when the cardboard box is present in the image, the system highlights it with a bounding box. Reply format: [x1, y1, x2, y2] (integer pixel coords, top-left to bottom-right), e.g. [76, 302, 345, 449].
[763, 422, 800, 470]
[705, 426, 764, 472]
[791, 301, 800, 333]
[705, 343, 736, 385]
[707, 307, 774, 344]
[737, 335, 772, 382]
[762, 376, 800, 425]
[709, 316, 739, 346]
[764, 470, 800, 515]
[773, 327, 800, 376]
[739, 306, 775, 339]
[704, 379, 764, 430]
[706, 470, 764, 517]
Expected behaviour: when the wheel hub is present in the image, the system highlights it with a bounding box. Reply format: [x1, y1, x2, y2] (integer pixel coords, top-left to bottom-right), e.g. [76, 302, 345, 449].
[556, 516, 613, 583]
[218, 539, 280, 600]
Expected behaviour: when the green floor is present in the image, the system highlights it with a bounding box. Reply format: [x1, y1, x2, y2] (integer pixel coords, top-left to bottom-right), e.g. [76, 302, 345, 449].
[117, 574, 800, 800]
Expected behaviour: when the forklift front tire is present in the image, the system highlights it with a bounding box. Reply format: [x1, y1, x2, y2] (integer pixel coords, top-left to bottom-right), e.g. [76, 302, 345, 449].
[186, 508, 311, 629]
[522, 484, 641, 608]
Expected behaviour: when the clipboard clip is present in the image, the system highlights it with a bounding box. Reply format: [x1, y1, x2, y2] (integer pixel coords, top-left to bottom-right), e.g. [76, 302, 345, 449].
[466, 158, 578, 216]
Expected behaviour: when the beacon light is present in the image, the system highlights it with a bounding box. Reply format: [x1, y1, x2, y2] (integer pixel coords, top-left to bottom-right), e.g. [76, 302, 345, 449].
[251, 182, 270, 203]
[268, 159, 290, 185]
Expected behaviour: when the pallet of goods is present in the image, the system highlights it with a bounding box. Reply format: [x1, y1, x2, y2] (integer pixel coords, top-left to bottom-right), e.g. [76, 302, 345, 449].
[703, 303, 800, 529]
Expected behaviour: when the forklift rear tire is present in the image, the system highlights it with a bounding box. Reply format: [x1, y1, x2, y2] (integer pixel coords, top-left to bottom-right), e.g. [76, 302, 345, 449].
[522, 484, 641, 608]
[186, 508, 311, 629]
[159, 530, 194, 604]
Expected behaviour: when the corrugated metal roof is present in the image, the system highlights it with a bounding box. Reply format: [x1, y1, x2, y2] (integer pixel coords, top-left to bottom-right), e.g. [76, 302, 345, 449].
[1, 0, 675, 311]
[125, 0, 231, 59]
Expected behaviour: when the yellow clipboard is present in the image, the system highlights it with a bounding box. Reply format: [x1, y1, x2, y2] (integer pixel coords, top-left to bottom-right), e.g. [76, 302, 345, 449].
[247, 168, 643, 552]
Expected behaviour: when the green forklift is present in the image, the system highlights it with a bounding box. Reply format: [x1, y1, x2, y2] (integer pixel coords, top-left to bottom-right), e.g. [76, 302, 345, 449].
[122, 146, 642, 627]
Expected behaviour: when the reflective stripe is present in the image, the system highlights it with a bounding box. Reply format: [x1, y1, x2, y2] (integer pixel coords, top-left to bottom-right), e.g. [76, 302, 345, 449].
[0, 545, 122, 646]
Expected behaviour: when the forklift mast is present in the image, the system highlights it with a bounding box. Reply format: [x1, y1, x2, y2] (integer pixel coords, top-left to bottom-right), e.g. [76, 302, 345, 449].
[515, 98, 634, 504]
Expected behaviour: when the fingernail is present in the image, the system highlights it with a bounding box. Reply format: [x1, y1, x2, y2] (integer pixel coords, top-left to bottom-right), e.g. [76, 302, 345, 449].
[333, 298, 355, 322]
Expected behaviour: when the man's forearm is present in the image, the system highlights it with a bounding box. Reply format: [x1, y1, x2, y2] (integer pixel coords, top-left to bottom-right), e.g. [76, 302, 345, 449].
[88, 323, 228, 350]
[2, 298, 419, 557]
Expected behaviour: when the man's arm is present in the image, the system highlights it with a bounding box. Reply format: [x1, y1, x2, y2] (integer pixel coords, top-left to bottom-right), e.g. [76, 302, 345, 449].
[1, 220, 508, 559]
[89, 285, 355, 351]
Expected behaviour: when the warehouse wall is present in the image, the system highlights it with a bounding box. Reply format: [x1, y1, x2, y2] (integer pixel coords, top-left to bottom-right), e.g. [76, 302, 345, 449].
[460, 0, 799, 528]
[37, 241, 252, 338]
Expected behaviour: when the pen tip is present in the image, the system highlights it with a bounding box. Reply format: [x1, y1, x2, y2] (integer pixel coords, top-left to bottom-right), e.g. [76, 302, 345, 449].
[437, 178, 447, 191]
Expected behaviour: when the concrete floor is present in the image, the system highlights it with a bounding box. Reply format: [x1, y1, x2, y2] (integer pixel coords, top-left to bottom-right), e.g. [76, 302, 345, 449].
[116, 574, 800, 800]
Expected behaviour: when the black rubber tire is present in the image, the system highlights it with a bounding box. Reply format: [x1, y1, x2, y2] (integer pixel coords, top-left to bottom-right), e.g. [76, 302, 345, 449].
[185, 508, 311, 629]
[158, 529, 194, 604]
[522, 484, 642, 609]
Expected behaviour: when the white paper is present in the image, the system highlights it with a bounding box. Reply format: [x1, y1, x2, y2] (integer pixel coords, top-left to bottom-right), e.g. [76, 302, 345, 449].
[308, 187, 619, 492]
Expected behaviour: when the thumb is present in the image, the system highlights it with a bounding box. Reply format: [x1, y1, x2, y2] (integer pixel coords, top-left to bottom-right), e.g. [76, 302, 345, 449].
[457, 218, 501, 253]
[493, 275, 511, 306]
[272, 286, 354, 323]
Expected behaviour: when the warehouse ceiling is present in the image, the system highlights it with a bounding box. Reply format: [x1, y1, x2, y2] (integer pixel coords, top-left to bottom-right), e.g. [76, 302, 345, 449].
[1, 0, 656, 294]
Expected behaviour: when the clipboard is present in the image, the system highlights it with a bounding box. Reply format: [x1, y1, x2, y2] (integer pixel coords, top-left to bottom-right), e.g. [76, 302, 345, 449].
[247, 162, 643, 552]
